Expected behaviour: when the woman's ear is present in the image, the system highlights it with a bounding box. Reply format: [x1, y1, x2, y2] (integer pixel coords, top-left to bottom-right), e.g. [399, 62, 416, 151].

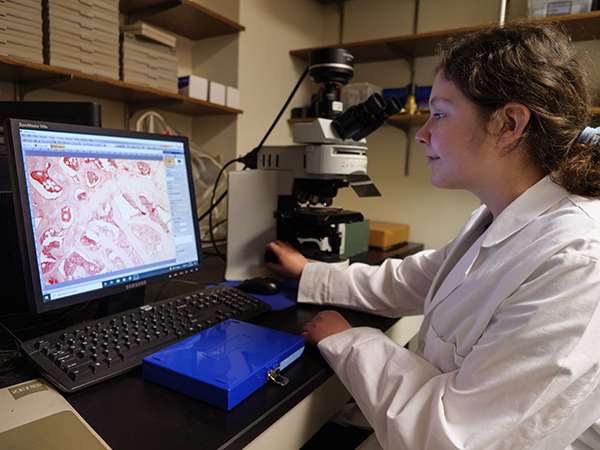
[495, 102, 531, 152]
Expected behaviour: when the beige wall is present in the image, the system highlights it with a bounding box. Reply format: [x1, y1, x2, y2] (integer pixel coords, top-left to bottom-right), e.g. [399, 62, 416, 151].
[185, 0, 341, 171]
[188, 33, 239, 164]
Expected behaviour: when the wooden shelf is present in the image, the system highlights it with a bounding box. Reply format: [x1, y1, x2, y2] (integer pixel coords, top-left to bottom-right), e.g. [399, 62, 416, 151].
[289, 114, 427, 125]
[0, 54, 241, 116]
[387, 113, 429, 128]
[290, 11, 600, 63]
[389, 107, 600, 128]
[120, 0, 245, 40]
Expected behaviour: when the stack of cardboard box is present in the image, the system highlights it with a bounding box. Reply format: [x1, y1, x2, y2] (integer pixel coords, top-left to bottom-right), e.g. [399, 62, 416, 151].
[45, 0, 119, 79]
[120, 31, 178, 93]
[0, 0, 43, 63]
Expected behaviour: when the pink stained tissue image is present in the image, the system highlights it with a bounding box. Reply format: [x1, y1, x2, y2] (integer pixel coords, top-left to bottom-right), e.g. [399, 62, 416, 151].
[27, 156, 176, 287]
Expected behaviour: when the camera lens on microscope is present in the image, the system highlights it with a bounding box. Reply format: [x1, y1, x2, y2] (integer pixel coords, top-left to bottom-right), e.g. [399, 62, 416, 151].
[308, 48, 354, 85]
[308, 48, 355, 118]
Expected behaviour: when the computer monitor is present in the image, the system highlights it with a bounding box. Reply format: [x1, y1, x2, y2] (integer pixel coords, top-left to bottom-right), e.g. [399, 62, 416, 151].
[4, 119, 202, 313]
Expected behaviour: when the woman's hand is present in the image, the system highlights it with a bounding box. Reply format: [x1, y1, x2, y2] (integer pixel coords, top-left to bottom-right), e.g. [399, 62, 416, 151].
[302, 311, 352, 345]
[265, 240, 307, 280]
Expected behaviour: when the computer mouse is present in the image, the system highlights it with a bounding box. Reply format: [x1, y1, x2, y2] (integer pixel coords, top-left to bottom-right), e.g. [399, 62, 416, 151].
[237, 277, 281, 295]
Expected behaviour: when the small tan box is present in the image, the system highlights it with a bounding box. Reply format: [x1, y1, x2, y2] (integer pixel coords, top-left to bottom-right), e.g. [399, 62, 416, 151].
[369, 221, 410, 250]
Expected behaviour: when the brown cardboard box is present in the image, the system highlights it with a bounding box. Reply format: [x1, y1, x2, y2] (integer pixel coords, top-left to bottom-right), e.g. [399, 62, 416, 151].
[369, 221, 410, 250]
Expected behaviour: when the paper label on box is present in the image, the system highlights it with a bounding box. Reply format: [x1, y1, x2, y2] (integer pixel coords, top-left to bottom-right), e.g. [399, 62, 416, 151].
[546, 0, 571, 15]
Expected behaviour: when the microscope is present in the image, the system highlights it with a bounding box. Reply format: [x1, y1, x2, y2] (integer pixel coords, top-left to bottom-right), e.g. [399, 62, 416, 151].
[225, 48, 400, 280]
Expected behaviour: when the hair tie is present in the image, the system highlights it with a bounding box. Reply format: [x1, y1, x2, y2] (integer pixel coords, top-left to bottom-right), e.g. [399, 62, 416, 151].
[576, 126, 600, 145]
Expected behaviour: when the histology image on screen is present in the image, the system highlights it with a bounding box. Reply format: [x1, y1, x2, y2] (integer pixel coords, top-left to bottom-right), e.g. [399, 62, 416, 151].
[26, 156, 176, 287]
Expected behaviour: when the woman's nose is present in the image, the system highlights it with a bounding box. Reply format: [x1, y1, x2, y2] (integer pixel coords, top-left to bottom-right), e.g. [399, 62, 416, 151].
[415, 124, 430, 145]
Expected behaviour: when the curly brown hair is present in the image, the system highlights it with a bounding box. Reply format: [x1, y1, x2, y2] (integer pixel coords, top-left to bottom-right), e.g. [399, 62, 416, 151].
[438, 23, 600, 197]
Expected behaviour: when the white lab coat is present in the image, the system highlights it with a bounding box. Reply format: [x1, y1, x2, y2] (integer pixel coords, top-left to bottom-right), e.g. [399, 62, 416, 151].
[298, 176, 600, 450]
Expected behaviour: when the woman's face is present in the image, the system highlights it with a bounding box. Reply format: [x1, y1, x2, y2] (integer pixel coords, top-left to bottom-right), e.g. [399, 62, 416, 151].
[415, 72, 494, 191]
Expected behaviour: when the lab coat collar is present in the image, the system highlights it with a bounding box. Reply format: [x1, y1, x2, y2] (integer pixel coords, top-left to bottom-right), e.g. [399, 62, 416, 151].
[425, 207, 492, 312]
[481, 176, 569, 248]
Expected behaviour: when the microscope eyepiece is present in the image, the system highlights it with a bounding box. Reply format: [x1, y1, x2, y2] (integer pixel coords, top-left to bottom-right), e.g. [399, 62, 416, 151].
[331, 93, 401, 141]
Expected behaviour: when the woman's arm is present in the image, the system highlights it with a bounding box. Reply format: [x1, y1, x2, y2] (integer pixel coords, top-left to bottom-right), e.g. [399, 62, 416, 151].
[317, 253, 600, 449]
[298, 245, 448, 317]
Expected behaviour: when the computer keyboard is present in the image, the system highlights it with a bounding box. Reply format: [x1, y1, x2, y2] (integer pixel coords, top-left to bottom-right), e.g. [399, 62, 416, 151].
[20, 286, 271, 393]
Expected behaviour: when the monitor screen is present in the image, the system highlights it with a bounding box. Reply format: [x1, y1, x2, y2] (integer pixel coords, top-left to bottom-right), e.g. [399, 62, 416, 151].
[5, 119, 202, 313]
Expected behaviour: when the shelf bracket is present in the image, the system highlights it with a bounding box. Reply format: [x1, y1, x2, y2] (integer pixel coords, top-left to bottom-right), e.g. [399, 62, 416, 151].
[127, 99, 184, 118]
[404, 138, 412, 177]
[16, 74, 74, 100]
[125, 0, 183, 24]
[386, 121, 412, 176]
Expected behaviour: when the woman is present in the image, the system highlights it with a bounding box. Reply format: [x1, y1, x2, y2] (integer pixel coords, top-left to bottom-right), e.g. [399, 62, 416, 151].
[267, 24, 600, 450]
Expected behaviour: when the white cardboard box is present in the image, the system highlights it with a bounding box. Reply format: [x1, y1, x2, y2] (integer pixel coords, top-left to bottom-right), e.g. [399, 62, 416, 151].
[209, 80, 226, 105]
[527, 0, 591, 17]
[226, 86, 240, 109]
[178, 75, 208, 101]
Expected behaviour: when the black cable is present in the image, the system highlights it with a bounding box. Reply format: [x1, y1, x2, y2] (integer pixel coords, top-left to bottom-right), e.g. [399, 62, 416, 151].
[197, 190, 227, 223]
[206, 65, 310, 261]
[211, 218, 228, 231]
[257, 66, 310, 152]
[0, 320, 21, 347]
[239, 66, 309, 169]
[0, 320, 23, 374]
[202, 239, 226, 244]
[201, 220, 227, 243]
[209, 158, 243, 261]
[197, 66, 310, 225]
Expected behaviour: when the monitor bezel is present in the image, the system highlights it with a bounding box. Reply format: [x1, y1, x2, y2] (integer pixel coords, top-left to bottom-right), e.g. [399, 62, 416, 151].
[5, 118, 203, 313]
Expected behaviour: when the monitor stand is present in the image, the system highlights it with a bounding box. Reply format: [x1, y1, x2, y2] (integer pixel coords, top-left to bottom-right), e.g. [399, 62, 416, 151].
[95, 288, 146, 318]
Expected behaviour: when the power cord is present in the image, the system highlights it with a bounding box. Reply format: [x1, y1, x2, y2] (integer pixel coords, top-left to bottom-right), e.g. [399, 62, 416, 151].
[237, 66, 310, 170]
[197, 190, 227, 223]
[208, 157, 243, 260]
[201, 219, 227, 244]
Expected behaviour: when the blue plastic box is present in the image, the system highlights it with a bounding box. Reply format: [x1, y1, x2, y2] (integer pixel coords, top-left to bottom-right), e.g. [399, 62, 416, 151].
[142, 320, 305, 410]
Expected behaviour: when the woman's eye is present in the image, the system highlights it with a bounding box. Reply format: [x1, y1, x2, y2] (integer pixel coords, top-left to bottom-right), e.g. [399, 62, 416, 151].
[432, 112, 446, 120]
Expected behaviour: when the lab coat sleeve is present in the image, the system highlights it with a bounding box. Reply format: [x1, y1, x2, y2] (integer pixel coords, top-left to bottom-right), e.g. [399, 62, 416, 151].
[297, 245, 449, 317]
[317, 253, 600, 450]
